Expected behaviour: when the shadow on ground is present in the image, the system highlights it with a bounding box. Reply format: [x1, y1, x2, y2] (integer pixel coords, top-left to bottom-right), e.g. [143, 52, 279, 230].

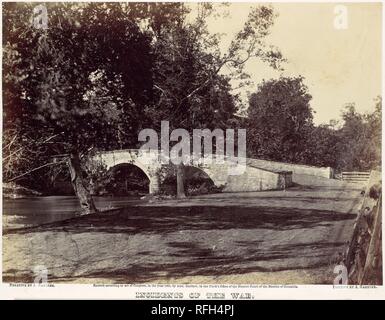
[3, 182, 360, 284]
[3, 239, 345, 284]
[5, 205, 356, 236]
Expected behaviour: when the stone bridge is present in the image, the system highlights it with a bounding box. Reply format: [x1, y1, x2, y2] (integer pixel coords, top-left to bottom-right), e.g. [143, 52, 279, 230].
[93, 149, 333, 194]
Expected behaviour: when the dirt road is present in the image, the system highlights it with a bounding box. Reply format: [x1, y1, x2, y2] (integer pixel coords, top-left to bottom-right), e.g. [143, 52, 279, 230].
[2, 177, 363, 284]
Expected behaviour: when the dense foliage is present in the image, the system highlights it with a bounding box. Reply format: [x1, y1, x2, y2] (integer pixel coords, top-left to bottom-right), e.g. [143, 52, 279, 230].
[246, 78, 381, 172]
[2, 3, 381, 207]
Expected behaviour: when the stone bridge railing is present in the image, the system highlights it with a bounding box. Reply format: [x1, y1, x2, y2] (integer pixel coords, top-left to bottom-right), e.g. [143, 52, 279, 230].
[91, 149, 339, 195]
[92, 149, 295, 194]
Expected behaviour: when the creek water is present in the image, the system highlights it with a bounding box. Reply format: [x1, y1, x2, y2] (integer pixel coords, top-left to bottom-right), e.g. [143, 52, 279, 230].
[2, 196, 142, 229]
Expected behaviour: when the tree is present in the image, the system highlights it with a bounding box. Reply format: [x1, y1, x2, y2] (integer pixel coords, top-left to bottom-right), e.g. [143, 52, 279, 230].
[3, 3, 285, 203]
[247, 76, 313, 163]
[3, 3, 154, 213]
[335, 99, 381, 171]
[363, 97, 381, 170]
[301, 97, 381, 172]
[143, 3, 285, 197]
[303, 123, 342, 168]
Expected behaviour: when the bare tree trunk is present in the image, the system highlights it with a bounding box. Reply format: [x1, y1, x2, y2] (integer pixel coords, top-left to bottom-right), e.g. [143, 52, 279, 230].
[176, 163, 186, 199]
[68, 152, 97, 215]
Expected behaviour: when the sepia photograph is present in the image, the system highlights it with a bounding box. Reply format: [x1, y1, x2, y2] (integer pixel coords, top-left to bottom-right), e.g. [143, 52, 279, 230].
[1, 0, 383, 295]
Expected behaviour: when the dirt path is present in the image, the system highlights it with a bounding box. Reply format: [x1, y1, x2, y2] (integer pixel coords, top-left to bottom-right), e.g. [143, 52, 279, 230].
[2, 178, 363, 284]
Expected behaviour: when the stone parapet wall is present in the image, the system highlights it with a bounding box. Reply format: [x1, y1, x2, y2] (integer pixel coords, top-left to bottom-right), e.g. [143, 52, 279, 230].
[246, 158, 333, 179]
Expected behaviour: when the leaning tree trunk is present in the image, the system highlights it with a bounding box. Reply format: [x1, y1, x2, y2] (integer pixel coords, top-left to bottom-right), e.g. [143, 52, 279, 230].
[176, 163, 186, 199]
[68, 152, 97, 215]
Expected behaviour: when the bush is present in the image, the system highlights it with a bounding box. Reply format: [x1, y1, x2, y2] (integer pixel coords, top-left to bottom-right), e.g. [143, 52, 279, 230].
[369, 183, 382, 200]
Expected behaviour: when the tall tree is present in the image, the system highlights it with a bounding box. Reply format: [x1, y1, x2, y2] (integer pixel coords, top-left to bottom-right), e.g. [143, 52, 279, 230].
[303, 122, 342, 168]
[247, 76, 313, 163]
[293, 98, 381, 172]
[143, 3, 285, 197]
[4, 3, 285, 202]
[335, 99, 381, 171]
[3, 3, 154, 213]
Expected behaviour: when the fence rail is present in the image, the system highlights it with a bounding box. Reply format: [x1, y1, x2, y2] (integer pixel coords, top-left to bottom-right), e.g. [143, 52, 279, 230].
[341, 171, 371, 182]
[345, 170, 382, 284]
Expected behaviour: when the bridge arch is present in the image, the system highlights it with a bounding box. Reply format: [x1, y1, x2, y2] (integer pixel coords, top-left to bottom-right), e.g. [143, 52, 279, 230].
[185, 163, 229, 190]
[96, 151, 161, 194]
[105, 161, 152, 182]
[105, 163, 151, 195]
[186, 165, 220, 183]
[183, 165, 218, 195]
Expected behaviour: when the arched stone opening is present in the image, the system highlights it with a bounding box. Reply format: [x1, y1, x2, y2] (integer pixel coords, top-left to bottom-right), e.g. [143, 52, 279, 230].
[184, 166, 219, 195]
[98, 163, 151, 196]
[159, 165, 219, 196]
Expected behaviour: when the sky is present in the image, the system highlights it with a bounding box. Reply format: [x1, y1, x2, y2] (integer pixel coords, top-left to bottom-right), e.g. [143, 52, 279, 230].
[199, 2, 382, 125]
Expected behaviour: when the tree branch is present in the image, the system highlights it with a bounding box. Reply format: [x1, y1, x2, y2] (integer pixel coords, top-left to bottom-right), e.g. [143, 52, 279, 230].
[6, 160, 66, 183]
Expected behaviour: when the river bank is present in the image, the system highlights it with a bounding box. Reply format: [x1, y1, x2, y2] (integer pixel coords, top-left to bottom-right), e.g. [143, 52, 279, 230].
[2, 195, 145, 230]
[3, 182, 42, 199]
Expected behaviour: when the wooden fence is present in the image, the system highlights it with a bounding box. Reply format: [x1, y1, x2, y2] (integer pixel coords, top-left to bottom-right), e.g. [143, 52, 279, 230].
[341, 171, 371, 183]
[345, 170, 382, 284]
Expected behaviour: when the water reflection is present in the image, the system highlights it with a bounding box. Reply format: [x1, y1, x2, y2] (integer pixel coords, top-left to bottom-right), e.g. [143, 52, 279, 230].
[2, 196, 142, 229]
